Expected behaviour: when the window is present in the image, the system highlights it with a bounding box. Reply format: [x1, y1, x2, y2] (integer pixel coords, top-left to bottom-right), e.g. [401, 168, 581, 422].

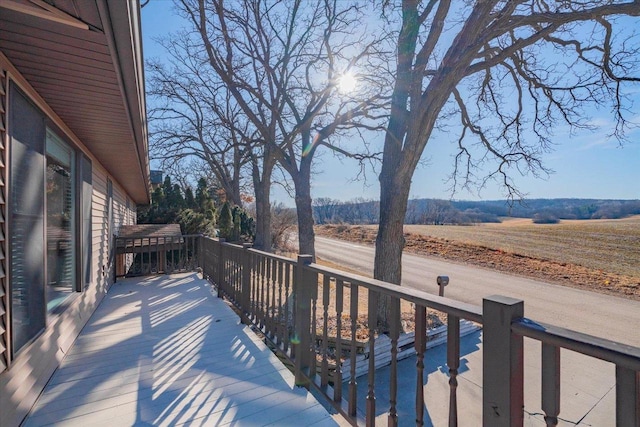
[8, 83, 91, 355]
[45, 130, 76, 311]
[9, 85, 46, 354]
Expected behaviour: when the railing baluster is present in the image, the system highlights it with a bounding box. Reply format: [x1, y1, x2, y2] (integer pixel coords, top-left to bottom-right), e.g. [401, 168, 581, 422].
[388, 295, 400, 427]
[236, 248, 241, 299]
[310, 288, 318, 381]
[349, 282, 359, 417]
[415, 304, 426, 426]
[142, 237, 146, 274]
[241, 244, 251, 315]
[266, 258, 272, 334]
[184, 236, 188, 270]
[262, 257, 268, 330]
[447, 314, 460, 427]
[230, 248, 235, 298]
[229, 246, 234, 293]
[154, 237, 161, 274]
[172, 236, 177, 272]
[231, 248, 236, 298]
[178, 235, 183, 270]
[216, 239, 224, 296]
[284, 263, 291, 354]
[541, 343, 560, 426]
[144, 237, 149, 274]
[366, 289, 378, 426]
[182, 236, 185, 270]
[258, 256, 264, 329]
[334, 279, 344, 403]
[158, 237, 163, 273]
[267, 257, 273, 334]
[166, 237, 171, 272]
[275, 261, 282, 344]
[321, 275, 330, 388]
[250, 253, 257, 322]
[271, 258, 277, 339]
[138, 237, 143, 274]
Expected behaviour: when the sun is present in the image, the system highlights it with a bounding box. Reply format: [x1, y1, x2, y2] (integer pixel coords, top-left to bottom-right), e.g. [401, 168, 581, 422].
[337, 71, 357, 93]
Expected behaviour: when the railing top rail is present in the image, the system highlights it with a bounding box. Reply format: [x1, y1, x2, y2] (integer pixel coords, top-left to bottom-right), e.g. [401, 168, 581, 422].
[306, 262, 483, 323]
[512, 318, 640, 371]
[247, 248, 298, 265]
[116, 234, 203, 239]
[115, 234, 201, 251]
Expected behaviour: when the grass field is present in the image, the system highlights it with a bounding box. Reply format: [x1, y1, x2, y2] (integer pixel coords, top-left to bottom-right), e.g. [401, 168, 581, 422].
[402, 215, 640, 278]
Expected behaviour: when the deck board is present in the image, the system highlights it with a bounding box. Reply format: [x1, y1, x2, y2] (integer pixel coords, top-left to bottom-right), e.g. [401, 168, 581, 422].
[24, 273, 339, 426]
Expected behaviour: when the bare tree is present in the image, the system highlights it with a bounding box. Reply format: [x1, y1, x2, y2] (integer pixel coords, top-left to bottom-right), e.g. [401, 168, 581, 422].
[177, 0, 391, 257]
[147, 26, 282, 248]
[374, 1, 640, 325]
[313, 197, 341, 224]
[147, 50, 251, 207]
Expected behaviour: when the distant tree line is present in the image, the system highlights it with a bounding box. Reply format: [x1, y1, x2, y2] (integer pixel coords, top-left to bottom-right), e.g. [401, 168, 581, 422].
[313, 198, 640, 225]
[138, 175, 254, 240]
[453, 199, 640, 221]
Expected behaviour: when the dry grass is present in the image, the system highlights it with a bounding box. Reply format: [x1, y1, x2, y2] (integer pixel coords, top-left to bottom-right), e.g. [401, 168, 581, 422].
[316, 216, 640, 300]
[403, 215, 640, 278]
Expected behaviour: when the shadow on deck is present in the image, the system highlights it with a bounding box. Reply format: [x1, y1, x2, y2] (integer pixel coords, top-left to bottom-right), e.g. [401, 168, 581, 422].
[24, 273, 339, 426]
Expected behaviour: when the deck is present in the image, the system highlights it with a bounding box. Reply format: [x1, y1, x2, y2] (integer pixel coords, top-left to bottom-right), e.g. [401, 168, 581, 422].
[23, 273, 340, 426]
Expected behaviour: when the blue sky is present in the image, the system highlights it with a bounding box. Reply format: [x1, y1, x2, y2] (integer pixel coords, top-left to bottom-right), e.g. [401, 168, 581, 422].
[141, 1, 640, 204]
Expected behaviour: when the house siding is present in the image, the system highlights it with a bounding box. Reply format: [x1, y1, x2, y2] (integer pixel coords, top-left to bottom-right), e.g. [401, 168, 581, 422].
[0, 54, 139, 427]
[0, 64, 8, 376]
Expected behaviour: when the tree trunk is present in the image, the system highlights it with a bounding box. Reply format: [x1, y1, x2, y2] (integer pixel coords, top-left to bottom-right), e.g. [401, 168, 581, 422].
[294, 171, 315, 259]
[293, 131, 316, 259]
[228, 178, 242, 208]
[230, 145, 243, 207]
[374, 156, 412, 331]
[252, 153, 275, 251]
[253, 181, 271, 251]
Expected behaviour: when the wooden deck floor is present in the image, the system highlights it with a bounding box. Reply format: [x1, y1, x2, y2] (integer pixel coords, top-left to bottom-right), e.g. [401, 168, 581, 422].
[24, 273, 339, 426]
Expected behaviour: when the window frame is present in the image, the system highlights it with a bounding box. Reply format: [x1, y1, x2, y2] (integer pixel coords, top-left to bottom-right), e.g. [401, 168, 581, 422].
[7, 82, 92, 356]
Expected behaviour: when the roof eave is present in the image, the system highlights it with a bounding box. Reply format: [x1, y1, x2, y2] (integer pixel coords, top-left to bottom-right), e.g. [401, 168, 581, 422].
[98, 0, 150, 204]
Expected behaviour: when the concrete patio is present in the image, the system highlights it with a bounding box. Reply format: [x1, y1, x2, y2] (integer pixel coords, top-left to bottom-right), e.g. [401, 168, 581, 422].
[23, 273, 339, 426]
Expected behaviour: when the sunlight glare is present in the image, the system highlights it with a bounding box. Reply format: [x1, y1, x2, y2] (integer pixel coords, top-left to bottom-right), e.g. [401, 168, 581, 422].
[338, 71, 357, 93]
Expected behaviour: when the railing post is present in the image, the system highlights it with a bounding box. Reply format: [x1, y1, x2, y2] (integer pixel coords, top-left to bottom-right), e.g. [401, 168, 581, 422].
[615, 366, 640, 427]
[241, 243, 252, 315]
[483, 295, 524, 427]
[294, 254, 315, 387]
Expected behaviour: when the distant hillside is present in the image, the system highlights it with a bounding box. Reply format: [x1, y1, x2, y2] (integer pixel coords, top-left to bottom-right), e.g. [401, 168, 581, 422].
[312, 197, 640, 225]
